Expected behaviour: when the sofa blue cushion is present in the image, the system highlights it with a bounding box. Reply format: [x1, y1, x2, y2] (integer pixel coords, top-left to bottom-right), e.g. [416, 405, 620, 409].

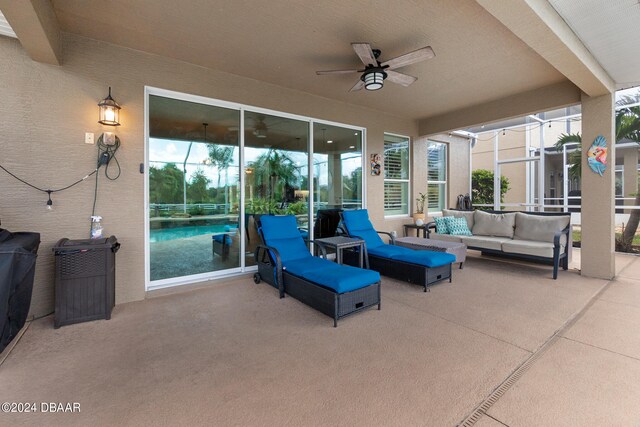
[260, 215, 312, 263]
[341, 209, 385, 248]
[369, 243, 454, 267]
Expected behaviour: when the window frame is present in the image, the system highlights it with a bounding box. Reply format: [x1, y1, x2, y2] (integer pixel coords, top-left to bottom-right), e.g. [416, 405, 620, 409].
[427, 140, 447, 214]
[615, 164, 624, 198]
[383, 132, 411, 218]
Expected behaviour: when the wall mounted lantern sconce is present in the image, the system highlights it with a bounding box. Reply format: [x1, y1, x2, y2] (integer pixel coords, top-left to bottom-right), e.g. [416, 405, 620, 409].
[98, 87, 121, 126]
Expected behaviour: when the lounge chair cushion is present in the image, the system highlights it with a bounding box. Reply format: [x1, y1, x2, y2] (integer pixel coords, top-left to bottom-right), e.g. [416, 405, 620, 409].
[284, 257, 339, 276]
[303, 265, 380, 293]
[341, 209, 385, 248]
[368, 244, 455, 268]
[260, 215, 312, 263]
[285, 257, 380, 293]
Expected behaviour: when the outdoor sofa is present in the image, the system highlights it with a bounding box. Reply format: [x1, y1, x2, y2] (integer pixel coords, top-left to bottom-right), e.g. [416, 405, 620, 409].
[254, 215, 381, 327]
[426, 209, 571, 279]
[340, 209, 456, 292]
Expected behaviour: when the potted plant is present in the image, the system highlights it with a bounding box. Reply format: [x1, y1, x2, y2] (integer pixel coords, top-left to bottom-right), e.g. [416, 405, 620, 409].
[413, 192, 427, 224]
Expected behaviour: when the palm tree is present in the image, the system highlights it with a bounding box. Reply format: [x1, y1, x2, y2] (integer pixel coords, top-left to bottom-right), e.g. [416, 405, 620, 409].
[555, 97, 640, 249]
[207, 144, 235, 213]
[249, 148, 298, 201]
[187, 169, 210, 204]
[207, 145, 235, 189]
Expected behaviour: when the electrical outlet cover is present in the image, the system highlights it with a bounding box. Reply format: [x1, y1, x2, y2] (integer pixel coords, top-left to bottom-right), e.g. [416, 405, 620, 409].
[85, 132, 94, 144]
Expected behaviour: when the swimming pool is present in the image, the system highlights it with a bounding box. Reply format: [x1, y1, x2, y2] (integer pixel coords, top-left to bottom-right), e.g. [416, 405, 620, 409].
[150, 224, 234, 242]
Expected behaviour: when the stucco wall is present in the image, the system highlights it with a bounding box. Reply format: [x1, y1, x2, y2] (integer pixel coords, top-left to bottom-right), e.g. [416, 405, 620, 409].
[413, 134, 470, 213]
[0, 33, 429, 317]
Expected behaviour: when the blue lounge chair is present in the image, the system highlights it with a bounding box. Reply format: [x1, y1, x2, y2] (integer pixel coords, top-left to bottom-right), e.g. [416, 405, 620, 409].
[254, 215, 381, 327]
[341, 209, 455, 292]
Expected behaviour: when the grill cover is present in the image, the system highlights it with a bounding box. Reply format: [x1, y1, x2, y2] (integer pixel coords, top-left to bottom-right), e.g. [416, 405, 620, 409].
[0, 229, 40, 354]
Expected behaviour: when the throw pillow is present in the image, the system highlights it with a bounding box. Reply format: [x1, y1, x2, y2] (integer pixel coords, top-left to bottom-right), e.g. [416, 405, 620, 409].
[444, 216, 472, 236]
[442, 209, 475, 230]
[434, 216, 450, 234]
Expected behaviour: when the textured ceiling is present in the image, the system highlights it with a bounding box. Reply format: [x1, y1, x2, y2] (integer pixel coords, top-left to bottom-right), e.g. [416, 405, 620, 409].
[51, 0, 567, 120]
[549, 0, 640, 90]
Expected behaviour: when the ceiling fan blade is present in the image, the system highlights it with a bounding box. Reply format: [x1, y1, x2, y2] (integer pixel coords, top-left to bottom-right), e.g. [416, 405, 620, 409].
[316, 69, 360, 75]
[385, 70, 417, 87]
[352, 43, 378, 66]
[381, 46, 435, 70]
[349, 79, 365, 92]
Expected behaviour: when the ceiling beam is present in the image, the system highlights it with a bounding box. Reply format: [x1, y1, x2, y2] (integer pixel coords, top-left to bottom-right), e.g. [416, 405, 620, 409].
[418, 80, 581, 136]
[476, 0, 614, 97]
[0, 0, 62, 65]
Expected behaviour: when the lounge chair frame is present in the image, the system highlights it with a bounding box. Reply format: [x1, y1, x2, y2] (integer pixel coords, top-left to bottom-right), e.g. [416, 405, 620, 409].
[253, 243, 381, 327]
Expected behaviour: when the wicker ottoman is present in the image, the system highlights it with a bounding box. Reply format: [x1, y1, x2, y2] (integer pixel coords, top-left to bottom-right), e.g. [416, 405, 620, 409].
[395, 237, 467, 269]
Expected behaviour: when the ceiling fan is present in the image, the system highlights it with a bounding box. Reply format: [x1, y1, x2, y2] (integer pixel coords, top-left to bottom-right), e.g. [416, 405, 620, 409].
[253, 116, 268, 138]
[316, 43, 435, 92]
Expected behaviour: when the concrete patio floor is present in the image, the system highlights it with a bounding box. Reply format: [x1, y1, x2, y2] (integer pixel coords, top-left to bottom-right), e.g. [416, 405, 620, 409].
[0, 251, 638, 426]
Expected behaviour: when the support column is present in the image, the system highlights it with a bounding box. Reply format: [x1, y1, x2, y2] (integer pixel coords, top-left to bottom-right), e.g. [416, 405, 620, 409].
[580, 92, 616, 279]
[327, 154, 343, 208]
[623, 148, 638, 206]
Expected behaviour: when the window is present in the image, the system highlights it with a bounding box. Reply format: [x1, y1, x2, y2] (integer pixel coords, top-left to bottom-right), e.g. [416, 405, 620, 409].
[427, 141, 447, 213]
[383, 134, 410, 216]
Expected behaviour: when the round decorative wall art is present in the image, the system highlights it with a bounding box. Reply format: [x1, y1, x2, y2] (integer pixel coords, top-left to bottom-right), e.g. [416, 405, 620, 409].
[587, 135, 607, 176]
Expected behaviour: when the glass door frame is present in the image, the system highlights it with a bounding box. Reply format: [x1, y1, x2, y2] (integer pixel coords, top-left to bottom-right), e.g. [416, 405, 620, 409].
[144, 86, 366, 291]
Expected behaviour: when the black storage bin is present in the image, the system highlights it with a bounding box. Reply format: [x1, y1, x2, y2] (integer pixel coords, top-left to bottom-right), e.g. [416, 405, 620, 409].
[53, 236, 119, 328]
[0, 229, 40, 353]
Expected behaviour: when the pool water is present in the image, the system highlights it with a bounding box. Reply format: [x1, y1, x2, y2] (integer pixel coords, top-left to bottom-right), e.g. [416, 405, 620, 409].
[150, 224, 234, 242]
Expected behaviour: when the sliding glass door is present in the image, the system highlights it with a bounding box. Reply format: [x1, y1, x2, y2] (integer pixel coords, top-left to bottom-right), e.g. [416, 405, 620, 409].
[244, 112, 309, 266]
[148, 95, 241, 281]
[312, 124, 363, 210]
[146, 88, 365, 289]
[312, 124, 363, 238]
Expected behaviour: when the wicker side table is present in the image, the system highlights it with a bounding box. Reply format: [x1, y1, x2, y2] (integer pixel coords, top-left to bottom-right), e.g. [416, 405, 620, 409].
[314, 236, 368, 269]
[395, 237, 467, 269]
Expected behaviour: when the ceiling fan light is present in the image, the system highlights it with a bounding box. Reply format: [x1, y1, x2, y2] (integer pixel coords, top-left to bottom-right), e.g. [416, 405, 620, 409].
[364, 70, 385, 91]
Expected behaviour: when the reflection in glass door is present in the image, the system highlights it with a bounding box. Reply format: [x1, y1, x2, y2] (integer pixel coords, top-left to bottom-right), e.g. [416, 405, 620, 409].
[312, 124, 363, 237]
[244, 112, 309, 266]
[148, 95, 240, 281]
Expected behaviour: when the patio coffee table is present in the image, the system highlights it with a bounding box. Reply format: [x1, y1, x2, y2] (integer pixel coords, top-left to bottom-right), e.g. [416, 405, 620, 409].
[395, 237, 467, 269]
